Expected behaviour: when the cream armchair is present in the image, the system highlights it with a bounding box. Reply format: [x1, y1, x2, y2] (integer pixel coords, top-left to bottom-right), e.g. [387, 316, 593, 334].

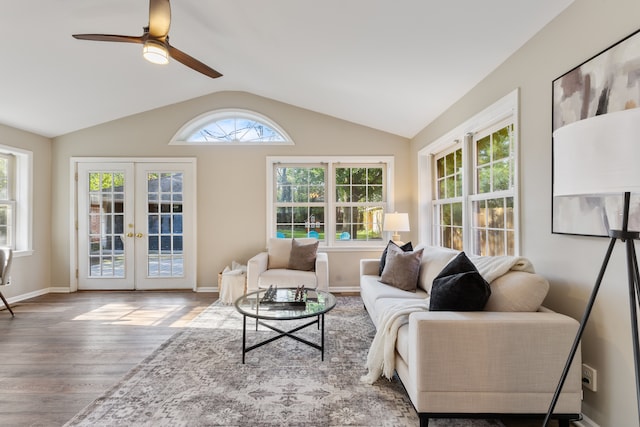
[247, 238, 329, 292]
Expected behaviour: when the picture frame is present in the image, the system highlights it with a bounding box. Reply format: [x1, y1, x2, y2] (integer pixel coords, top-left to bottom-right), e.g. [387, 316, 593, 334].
[552, 28, 640, 237]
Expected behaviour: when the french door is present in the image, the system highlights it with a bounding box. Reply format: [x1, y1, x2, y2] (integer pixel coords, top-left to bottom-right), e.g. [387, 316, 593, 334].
[76, 160, 195, 290]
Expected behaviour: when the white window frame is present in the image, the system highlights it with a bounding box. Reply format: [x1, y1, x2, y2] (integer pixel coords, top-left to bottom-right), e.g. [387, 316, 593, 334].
[266, 156, 395, 248]
[0, 144, 33, 256]
[169, 108, 293, 146]
[418, 89, 520, 256]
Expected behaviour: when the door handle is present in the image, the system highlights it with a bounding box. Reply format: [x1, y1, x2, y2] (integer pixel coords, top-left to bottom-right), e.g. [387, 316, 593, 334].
[135, 233, 143, 238]
[127, 232, 134, 238]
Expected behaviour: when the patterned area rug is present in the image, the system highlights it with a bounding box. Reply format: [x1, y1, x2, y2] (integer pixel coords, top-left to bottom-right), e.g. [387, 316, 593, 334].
[65, 296, 504, 427]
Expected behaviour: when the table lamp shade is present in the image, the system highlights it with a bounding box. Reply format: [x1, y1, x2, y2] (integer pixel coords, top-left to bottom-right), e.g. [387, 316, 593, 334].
[383, 212, 410, 233]
[553, 108, 640, 196]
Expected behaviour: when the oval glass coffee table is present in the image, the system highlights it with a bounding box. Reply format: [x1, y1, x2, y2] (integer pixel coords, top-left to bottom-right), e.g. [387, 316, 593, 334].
[234, 287, 336, 363]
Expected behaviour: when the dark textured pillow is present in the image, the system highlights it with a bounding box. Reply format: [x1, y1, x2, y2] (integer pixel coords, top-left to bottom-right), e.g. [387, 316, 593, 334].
[287, 238, 319, 271]
[379, 245, 424, 292]
[379, 240, 413, 275]
[429, 251, 491, 311]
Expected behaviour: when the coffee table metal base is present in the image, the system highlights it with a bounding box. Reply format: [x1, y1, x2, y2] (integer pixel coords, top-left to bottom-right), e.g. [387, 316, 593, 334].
[241, 314, 326, 364]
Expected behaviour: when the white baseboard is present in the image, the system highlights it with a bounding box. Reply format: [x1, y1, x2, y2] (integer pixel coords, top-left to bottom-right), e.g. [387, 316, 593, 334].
[5, 287, 53, 304]
[195, 286, 217, 293]
[573, 414, 599, 427]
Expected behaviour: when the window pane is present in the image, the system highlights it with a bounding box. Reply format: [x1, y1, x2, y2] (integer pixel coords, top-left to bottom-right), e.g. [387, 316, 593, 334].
[352, 168, 366, 184]
[487, 198, 504, 228]
[477, 136, 491, 165]
[477, 165, 491, 193]
[335, 168, 350, 185]
[492, 159, 511, 191]
[369, 185, 383, 202]
[493, 127, 511, 160]
[368, 168, 383, 185]
[437, 157, 445, 179]
[444, 152, 454, 176]
[0, 158, 8, 200]
[352, 185, 366, 202]
[445, 177, 455, 199]
[452, 202, 463, 226]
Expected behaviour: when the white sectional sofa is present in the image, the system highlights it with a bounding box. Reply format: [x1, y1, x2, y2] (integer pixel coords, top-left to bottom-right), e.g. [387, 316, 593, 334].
[360, 244, 582, 427]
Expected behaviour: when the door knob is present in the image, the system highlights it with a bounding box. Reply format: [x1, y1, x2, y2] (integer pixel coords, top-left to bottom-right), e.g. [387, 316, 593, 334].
[126, 232, 134, 238]
[135, 233, 143, 238]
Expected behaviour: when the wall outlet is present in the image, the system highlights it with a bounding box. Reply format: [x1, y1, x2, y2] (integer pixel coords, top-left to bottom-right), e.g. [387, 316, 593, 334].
[582, 363, 597, 392]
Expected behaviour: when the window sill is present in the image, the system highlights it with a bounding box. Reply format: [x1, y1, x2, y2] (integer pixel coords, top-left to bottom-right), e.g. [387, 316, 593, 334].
[13, 249, 34, 258]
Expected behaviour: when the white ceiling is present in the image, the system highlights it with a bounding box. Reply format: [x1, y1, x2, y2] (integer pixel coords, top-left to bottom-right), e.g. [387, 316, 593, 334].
[0, 0, 573, 139]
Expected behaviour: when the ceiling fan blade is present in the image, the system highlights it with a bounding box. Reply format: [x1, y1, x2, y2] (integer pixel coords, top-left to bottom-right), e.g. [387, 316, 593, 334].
[72, 34, 144, 44]
[148, 0, 171, 39]
[167, 44, 223, 79]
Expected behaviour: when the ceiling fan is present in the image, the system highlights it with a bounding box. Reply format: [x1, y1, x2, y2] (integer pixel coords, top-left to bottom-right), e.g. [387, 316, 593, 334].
[72, 0, 222, 79]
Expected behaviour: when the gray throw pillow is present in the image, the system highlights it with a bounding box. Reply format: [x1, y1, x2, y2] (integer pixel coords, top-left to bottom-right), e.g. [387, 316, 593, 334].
[429, 251, 491, 311]
[287, 238, 318, 271]
[379, 240, 413, 276]
[379, 245, 424, 292]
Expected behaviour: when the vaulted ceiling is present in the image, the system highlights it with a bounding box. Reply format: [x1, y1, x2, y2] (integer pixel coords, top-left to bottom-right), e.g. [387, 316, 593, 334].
[0, 0, 573, 138]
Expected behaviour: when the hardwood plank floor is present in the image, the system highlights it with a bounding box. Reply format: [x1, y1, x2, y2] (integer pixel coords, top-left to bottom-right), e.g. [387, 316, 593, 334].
[0, 291, 569, 427]
[0, 291, 214, 427]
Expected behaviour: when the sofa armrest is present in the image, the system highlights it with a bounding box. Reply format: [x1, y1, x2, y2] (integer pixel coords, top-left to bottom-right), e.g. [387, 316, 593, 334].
[360, 258, 380, 276]
[407, 310, 581, 411]
[315, 252, 329, 291]
[246, 251, 268, 292]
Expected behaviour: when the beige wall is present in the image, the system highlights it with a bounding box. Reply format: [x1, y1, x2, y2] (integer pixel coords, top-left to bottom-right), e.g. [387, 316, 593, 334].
[410, 0, 640, 425]
[51, 91, 410, 291]
[0, 123, 51, 299]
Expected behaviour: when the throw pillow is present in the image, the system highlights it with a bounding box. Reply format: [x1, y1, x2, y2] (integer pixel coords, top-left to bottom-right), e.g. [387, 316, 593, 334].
[267, 238, 293, 269]
[379, 245, 424, 292]
[429, 251, 491, 311]
[379, 240, 413, 275]
[287, 238, 319, 271]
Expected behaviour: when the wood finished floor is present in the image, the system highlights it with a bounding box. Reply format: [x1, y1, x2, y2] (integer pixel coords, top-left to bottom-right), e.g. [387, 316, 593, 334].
[0, 291, 567, 427]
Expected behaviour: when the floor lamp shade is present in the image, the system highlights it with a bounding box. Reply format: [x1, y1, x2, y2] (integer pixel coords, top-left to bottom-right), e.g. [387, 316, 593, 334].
[553, 108, 640, 197]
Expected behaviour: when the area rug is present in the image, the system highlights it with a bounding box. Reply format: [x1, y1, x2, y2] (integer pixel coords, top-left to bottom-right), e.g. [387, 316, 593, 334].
[64, 296, 504, 427]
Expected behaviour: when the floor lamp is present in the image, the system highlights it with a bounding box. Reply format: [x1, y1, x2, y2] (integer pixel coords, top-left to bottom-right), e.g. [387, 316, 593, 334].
[544, 107, 640, 426]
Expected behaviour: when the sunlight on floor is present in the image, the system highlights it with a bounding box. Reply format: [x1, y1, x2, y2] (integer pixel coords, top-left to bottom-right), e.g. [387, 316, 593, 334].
[72, 303, 202, 326]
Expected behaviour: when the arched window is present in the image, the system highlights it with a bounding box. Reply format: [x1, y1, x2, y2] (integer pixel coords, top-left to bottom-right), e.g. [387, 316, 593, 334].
[170, 109, 293, 145]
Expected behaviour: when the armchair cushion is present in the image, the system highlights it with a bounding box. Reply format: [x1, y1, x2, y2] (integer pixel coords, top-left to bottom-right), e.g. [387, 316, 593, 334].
[288, 238, 319, 271]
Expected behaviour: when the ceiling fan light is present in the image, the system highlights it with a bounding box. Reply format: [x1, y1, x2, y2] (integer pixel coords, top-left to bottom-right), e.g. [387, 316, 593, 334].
[143, 40, 169, 65]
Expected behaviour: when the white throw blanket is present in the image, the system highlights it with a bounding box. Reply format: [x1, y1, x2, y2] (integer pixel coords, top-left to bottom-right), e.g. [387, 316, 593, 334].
[469, 255, 534, 283]
[361, 255, 535, 384]
[361, 299, 430, 384]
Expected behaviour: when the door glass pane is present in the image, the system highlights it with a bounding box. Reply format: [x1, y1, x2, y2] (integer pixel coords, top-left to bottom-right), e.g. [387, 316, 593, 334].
[146, 172, 184, 278]
[87, 172, 126, 278]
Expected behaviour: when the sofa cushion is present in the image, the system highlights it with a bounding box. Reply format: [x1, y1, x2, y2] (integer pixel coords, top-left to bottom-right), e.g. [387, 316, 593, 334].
[288, 238, 318, 271]
[429, 252, 491, 311]
[415, 245, 460, 294]
[379, 240, 413, 275]
[258, 268, 318, 289]
[484, 270, 550, 312]
[380, 245, 424, 292]
[360, 275, 428, 326]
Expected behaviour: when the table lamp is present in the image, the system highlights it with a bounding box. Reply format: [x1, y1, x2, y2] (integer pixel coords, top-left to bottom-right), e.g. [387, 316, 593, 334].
[545, 107, 640, 425]
[383, 212, 410, 243]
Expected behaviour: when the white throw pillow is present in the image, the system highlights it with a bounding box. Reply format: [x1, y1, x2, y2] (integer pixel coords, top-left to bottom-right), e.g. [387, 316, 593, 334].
[484, 270, 550, 312]
[267, 238, 292, 269]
